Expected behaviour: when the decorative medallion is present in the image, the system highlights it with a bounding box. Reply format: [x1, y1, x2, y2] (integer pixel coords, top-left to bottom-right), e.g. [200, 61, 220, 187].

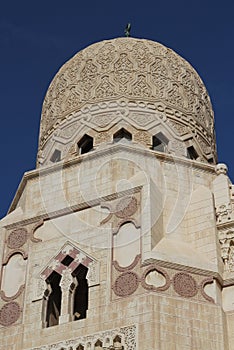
[173, 272, 198, 298]
[0, 302, 21, 326]
[7, 228, 28, 249]
[113, 272, 139, 297]
[115, 196, 138, 219]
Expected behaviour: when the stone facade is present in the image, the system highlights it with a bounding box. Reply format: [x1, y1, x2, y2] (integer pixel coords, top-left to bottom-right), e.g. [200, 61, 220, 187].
[0, 37, 233, 349]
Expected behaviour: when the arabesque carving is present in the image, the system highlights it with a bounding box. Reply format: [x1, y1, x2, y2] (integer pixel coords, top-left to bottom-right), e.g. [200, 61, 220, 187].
[28, 325, 137, 350]
[0, 301, 21, 327]
[173, 272, 198, 298]
[39, 37, 215, 162]
[219, 230, 234, 271]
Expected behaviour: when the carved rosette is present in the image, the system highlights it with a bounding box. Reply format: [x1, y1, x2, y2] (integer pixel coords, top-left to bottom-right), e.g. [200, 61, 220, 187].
[173, 272, 198, 298]
[0, 302, 21, 326]
[7, 228, 28, 249]
[113, 272, 139, 297]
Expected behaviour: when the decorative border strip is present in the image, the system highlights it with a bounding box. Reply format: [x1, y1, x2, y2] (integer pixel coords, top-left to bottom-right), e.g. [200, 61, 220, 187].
[6, 185, 143, 229]
[27, 324, 137, 350]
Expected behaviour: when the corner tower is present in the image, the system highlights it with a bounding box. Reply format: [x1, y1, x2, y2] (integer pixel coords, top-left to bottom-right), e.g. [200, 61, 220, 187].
[1, 37, 234, 350]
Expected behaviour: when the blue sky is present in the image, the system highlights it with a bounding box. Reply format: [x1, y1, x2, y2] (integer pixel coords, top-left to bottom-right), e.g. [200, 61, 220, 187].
[0, 0, 234, 218]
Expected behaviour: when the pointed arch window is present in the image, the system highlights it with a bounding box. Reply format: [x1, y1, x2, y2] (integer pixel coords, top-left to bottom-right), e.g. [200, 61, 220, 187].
[72, 264, 88, 320]
[78, 134, 93, 154]
[113, 128, 132, 143]
[44, 271, 62, 327]
[187, 145, 198, 160]
[152, 132, 168, 152]
[50, 149, 61, 163]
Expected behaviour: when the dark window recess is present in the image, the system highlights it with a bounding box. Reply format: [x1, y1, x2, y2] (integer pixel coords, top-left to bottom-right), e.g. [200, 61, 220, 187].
[152, 136, 165, 152]
[187, 146, 198, 160]
[208, 157, 214, 164]
[76, 345, 84, 350]
[152, 132, 168, 152]
[113, 128, 132, 143]
[113, 335, 124, 349]
[45, 271, 62, 327]
[95, 340, 103, 347]
[61, 255, 74, 267]
[72, 264, 88, 320]
[50, 149, 61, 163]
[78, 135, 93, 154]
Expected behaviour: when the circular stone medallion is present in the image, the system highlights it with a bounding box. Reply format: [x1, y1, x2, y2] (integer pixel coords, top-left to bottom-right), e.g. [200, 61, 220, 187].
[0, 302, 21, 326]
[173, 272, 198, 298]
[7, 228, 28, 249]
[114, 272, 139, 297]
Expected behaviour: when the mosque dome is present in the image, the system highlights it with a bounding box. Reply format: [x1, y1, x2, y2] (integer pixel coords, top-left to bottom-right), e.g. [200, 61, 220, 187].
[38, 37, 216, 166]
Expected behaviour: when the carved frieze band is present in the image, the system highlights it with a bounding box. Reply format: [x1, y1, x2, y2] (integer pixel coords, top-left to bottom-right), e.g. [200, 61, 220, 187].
[28, 325, 137, 350]
[112, 261, 214, 303]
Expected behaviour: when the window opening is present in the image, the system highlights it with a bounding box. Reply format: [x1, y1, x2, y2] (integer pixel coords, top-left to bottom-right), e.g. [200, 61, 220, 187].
[152, 132, 168, 152]
[78, 135, 93, 154]
[50, 149, 61, 163]
[113, 128, 132, 143]
[94, 340, 103, 349]
[45, 271, 62, 327]
[187, 146, 198, 160]
[61, 255, 74, 267]
[76, 346, 84, 350]
[208, 157, 214, 164]
[113, 335, 124, 349]
[72, 264, 88, 320]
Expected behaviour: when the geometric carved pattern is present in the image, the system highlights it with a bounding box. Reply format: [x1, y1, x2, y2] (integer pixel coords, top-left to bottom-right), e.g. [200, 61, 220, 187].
[7, 228, 28, 249]
[39, 37, 215, 162]
[40, 243, 99, 286]
[173, 272, 198, 298]
[113, 272, 139, 297]
[28, 325, 137, 350]
[0, 301, 21, 326]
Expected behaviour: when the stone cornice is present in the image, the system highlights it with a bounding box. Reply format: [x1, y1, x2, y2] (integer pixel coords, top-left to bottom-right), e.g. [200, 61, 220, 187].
[8, 143, 216, 215]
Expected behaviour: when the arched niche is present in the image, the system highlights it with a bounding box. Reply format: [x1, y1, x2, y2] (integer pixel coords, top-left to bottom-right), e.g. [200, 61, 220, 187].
[113, 222, 140, 267]
[1, 253, 27, 298]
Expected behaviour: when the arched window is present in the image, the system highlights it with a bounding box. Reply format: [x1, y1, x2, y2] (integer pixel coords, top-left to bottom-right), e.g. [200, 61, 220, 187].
[45, 271, 62, 327]
[187, 145, 198, 160]
[72, 264, 88, 320]
[152, 132, 168, 152]
[113, 128, 132, 143]
[76, 345, 84, 350]
[78, 134, 93, 154]
[94, 339, 103, 349]
[50, 149, 61, 163]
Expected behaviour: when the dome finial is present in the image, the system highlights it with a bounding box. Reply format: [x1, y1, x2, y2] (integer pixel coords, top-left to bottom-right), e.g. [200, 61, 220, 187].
[124, 23, 131, 37]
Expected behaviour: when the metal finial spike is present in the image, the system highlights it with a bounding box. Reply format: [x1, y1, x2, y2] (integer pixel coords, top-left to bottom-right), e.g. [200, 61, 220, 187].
[125, 23, 131, 37]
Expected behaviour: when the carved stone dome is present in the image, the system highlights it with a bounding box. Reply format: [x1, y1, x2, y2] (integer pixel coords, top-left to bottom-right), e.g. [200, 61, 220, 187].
[38, 37, 216, 166]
